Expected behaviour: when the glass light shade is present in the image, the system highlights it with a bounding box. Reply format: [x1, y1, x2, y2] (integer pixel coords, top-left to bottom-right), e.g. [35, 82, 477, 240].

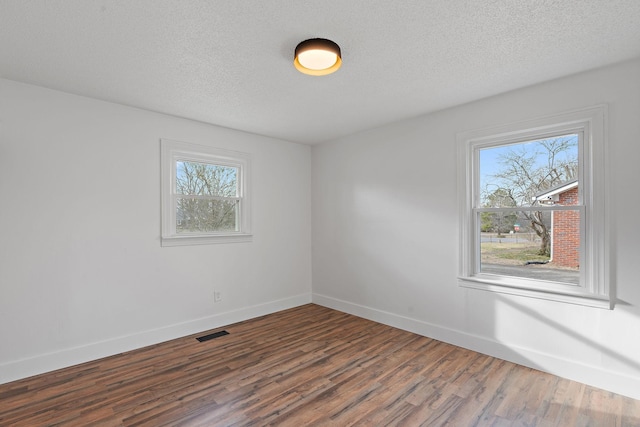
[294, 38, 342, 76]
[297, 50, 338, 70]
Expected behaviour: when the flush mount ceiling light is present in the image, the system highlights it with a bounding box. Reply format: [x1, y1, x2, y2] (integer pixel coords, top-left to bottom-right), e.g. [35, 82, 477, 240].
[294, 38, 342, 76]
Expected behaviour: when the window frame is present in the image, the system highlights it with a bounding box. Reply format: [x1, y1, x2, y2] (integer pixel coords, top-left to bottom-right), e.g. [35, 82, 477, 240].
[161, 139, 252, 246]
[457, 106, 610, 308]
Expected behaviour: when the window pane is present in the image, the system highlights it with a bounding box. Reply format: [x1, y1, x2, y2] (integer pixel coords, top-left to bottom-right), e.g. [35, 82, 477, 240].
[176, 198, 238, 233]
[479, 210, 580, 285]
[479, 135, 579, 208]
[176, 161, 238, 197]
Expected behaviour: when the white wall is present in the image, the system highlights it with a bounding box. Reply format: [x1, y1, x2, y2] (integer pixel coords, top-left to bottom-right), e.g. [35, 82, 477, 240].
[0, 79, 312, 383]
[312, 58, 640, 399]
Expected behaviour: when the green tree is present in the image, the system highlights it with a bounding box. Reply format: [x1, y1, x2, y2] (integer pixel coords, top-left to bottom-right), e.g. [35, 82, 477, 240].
[481, 188, 517, 235]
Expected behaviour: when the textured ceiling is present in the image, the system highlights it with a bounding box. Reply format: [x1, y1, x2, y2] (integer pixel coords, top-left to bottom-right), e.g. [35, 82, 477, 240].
[1, 1, 639, 144]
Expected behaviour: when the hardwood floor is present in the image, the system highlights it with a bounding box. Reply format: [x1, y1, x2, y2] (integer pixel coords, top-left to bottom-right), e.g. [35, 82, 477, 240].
[1, 304, 638, 426]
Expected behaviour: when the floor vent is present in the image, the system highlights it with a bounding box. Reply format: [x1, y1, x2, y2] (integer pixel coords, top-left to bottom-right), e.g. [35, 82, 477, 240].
[196, 330, 230, 342]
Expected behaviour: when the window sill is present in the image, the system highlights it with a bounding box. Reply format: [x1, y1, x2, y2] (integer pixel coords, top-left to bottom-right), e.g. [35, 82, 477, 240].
[161, 233, 253, 247]
[458, 275, 611, 309]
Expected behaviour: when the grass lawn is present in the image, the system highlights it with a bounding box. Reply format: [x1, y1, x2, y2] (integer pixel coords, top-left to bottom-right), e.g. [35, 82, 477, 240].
[481, 241, 550, 265]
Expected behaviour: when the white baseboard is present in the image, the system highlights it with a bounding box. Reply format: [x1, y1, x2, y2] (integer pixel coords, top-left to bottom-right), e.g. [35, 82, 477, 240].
[312, 293, 640, 400]
[0, 293, 312, 385]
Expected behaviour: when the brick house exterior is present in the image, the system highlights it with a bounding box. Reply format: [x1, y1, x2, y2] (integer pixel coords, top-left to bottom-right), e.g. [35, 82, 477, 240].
[534, 180, 579, 269]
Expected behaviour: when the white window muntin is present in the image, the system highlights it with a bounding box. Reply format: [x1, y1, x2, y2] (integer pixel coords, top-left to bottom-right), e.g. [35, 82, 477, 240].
[457, 106, 609, 308]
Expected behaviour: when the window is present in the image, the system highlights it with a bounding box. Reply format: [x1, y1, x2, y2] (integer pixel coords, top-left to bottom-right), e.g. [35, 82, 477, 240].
[161, 139, 251, 246]
[457, 106, 609, 308]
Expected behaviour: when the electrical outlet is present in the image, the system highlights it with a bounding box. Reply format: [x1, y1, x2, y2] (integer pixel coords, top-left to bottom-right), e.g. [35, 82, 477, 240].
[214, 291, 222, 303]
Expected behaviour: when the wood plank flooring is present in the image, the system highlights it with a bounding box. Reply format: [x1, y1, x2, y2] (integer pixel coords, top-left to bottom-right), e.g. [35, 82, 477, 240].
[1, 304, 638, 426]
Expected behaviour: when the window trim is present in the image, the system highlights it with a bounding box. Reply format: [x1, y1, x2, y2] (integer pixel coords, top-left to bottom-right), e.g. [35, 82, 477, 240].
[161, 139, 252, 246]
[457, 106, 610, 308]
